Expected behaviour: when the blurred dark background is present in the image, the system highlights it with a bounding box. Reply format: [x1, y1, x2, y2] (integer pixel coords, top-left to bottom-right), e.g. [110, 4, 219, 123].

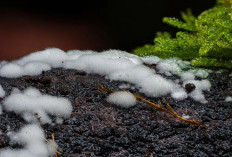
[0, 0, 215, 60]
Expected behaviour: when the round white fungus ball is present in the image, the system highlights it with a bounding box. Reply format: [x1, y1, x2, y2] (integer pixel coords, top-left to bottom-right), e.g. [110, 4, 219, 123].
[106, 91, 136, 108]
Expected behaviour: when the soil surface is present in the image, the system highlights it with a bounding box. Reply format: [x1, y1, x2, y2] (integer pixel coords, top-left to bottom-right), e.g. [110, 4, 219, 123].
[0, 66, 232, 157]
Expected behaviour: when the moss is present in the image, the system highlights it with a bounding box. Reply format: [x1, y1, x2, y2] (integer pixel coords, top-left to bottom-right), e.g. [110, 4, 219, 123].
[133, 0, 232, 68]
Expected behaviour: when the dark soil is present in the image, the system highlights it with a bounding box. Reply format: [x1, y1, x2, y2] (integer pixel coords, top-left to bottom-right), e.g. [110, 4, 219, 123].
[0, 67, 232, 157]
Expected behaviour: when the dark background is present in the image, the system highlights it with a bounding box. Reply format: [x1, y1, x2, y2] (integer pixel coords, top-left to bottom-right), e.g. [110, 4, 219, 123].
[0, 0, 215, 60]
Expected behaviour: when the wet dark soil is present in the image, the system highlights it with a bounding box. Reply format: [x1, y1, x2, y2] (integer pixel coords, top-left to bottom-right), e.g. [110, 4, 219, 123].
[0, 67, 232, 157]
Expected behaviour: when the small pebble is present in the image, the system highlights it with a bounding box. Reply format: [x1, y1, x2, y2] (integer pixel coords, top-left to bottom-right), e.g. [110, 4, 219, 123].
[185, 83, 196, 93]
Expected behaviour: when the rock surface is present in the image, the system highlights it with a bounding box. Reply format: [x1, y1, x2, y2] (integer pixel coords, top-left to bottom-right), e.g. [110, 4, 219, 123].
[0, 67, 232, 156]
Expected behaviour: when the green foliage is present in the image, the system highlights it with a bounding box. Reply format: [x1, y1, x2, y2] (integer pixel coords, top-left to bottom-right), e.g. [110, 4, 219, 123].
[133, 0, 232, 68]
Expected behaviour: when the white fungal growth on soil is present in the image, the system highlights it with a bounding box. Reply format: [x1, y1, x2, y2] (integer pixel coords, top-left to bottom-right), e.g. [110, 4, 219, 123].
[0, 84, 5, 115]
[0, 48, 211, 103]
[0, 124, 57, 157]
[0, 84, 5, 97]
[0, 48, 213, 156]
[3, 87, 72, 124]
[118, 83, 131, 89]
[0, 105, 2, 115]
[225, 96, 232, 102]
[106, 91, 137, 108]
[183, 80, 211, 104]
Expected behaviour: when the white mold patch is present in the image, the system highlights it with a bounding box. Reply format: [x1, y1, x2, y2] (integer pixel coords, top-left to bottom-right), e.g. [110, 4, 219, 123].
[0, 48, 211, 103]
[225, 96, 232, 102]
[3, 87, 72, 124]
[0, 84, 5, 97]
[0, 124, 57, 157]
[106, 91, 137, 108]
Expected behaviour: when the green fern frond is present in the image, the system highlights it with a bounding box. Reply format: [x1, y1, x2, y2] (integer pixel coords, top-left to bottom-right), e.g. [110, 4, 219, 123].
[181, 9, 196, 25]
[155, 32, 171, 40]
[191, 57, 232, 68]
[133, 0, 232, 69]
[163, 17, 197, 31]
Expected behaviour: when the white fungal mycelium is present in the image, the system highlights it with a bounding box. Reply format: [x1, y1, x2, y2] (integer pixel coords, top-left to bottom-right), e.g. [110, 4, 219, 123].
[0, 124, 57, 157]
[106, 91, 137, 108]
[0, 48, 213, 156]
[0, 48, 211, 103]
[0, 84, 5, 98]
[225, 96, 232, 102]
[3, 87, 72, 124]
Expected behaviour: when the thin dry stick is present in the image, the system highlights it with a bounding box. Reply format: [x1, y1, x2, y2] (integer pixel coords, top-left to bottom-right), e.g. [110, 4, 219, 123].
[45, 133, 62, 157]
[51, 133, 55, 141]
[98, 84, 204, 126]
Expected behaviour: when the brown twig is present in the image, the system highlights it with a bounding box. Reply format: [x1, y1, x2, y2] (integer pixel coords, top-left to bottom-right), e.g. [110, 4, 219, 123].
[98, 84, 204, 126]
[52, 133, 55, 141]
[45, 133, 61, 157]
